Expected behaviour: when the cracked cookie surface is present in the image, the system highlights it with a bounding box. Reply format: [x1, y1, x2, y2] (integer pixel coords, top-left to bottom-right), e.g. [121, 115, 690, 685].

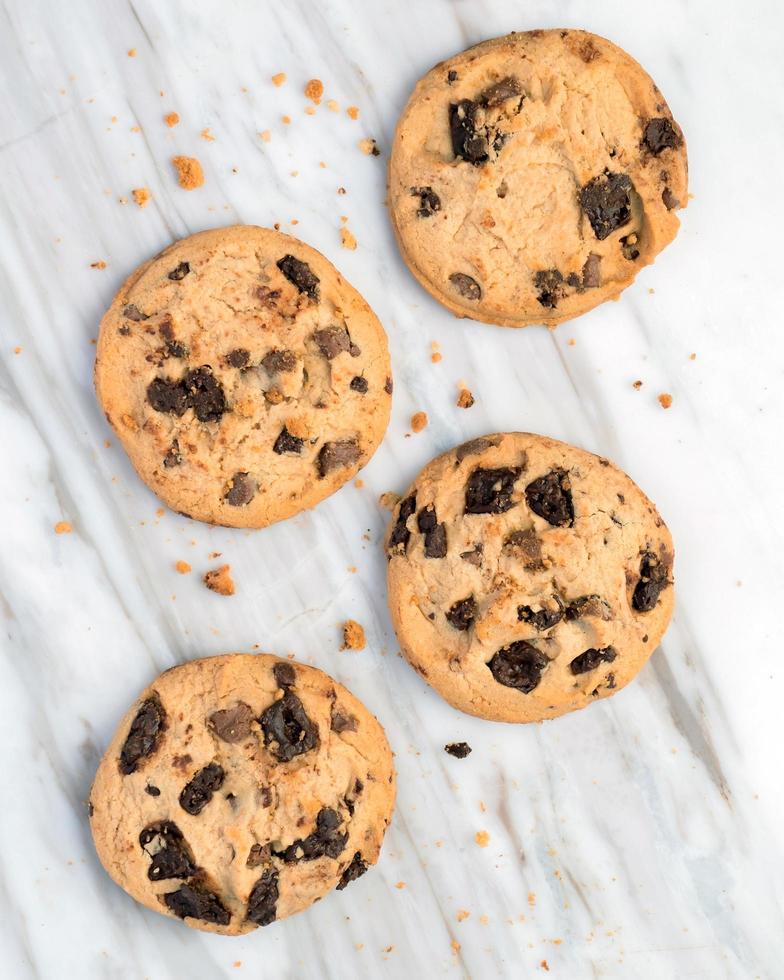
[385, 433, 674, 722]
[95, 226, 391, 527]
[388, 30, 688, 328]
[89, 654, 395, 935]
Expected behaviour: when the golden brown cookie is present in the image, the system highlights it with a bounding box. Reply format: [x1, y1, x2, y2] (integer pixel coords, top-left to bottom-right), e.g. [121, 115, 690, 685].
[388, 30, 688, 328]
[95, 226, 392, 527]
[385, 433, 674, 722]
[89, 654, 395, 935]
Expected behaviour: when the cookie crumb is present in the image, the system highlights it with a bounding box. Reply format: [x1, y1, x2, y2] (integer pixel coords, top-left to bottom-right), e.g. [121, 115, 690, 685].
[281, 115, 291, 125]
[90, 260, 107, 269]
[358, 138, 380, 156]
[172, 156, 204, 190]
[475, 831, 490, 847]
[342, 620, 366, 651]
[658, 392, 673, 409]
[445, 742, 472, 758]
[451, 940, 461, 954]
[13, 346, 22, 354]
[632, 380, 643, 390]
[204, 564, 235, 596]
[347, 106, 359, 120]
[337, 186, 346, 195]
[259, 130, 271, 142]
[528, 891, 536, 907]
[354, 479, 364, 489]
[54, 521, 72, 535]
[304, 79, 324, 104]
[340, 226, 357, 250]
[431, 352, 442, 363]
[379, 491, 400, 512]
[164, 111, 179, 127]
[456, 910, 470, 922]
[271, 72, 286, 87]
[208, 551, 221, 560]
[395, 881, 406, 890]
[132, 187, 150, 208]
[327, 99, 339, 112]
[567, 338, 576, 346]
[200, 127, 215, 141]
[541, 961, 550, 972]
[689, 352, 697, 360]
[175, 560, 191, 574]
[457, 387, 474, 409]
[127, 48, 136, 57]
[411, 411, 428, 433]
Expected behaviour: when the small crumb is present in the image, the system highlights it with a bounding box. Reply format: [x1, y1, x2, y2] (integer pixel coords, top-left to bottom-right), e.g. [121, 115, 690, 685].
[259, 130, 271, 142]
[175, 560, 191, 575]
[342, 620, 366, 651]
[457, 387, 474, 409]
[648, 287, 655, 294]
[354, 479, 364, 489]
[541, 961, 550, 972]
[304, 79, 324, 104]
[379, 491, 400, 512]
[204, 564, 235, 596]
[431, 352, 442, 363]
[130, 125, 141, 133]
[326, 99, 339, 112]
[411, 411, 428, 433]
[395, 881, 406, 890]
[208, 551, 221, 560]
[383, 946, 394, 954]
[118, 196, 128, 205]
[281, 115, 291, 125]
[340, 226, 357, 250]
[528, 892, 536, 907]
[445, 742, 472, 758]
[172, 156, 204, 190]
[475, 831, 490, 848]
[347, 565, 357, 574]
[271, 72, 286, 87]
[13, 346, 21, 354]
[104, 440, 111, 448]
[155, 508, 164, 518]
[304, 106, 316, 116]
[200, 127, 215, 141]
[359, 137, 380, 156]
[319, 161, 326, 168]
[658, 392, 673, 409]
[567, 338, 576, 346]
[233, 963, 241, 970]
[90, 260, 107, 269]
[127, 48, 136, 57]
[54, 521, 72, 535]
[347, 106, 359, 120]
[689, 352, 697, 360]
[164, 111, 179, 127]
[451, 940, 461, 954]
[479, 915, 489, 925]
[632, 379, 643, 390]
[132, 187, 150, 208]
[479, 800, 486, 812]
[456, 910, 470, 922]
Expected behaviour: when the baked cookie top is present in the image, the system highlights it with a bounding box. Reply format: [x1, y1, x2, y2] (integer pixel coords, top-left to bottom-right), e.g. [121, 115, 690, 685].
[388, 29, 688, 328]
[89, 654, 395, 935]
[385, 433, 674, 722]
[95, 226, 392, 527]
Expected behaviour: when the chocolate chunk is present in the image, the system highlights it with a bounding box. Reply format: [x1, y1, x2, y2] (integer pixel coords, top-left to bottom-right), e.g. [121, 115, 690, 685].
[256, 286, 281, 308]
[460, 544, 483, 566]
[165, 340, 188, 359]
[388, 493, 416, 556]
[273, 807, 347, 862]
[525, 470, 574, 527]
[260, 690, 319, 762]
[246, 843, 271, 868]
[273, 427, 305, 455]
[145, 784, 161, 797]
[314, 325, 351, 359]
[337, 851, 368, 890]
[224, 472, 256, 506]
[565, 595, 611, 621]
[535, 269, 565, 309]
[273, 661, 296, 688]
[168, 262, 191, 281]
[349, 342, 361, 357]
[481, 76, 522, 106]
[411, 186, 441, 218]
[518, 601, 563, 631]
[465, 467, 520, 514]
[158, 317, 175, 342]
[147, 377, 189, 416]
[620, 234, 640, 261]
[662, 187, 679, 211]
[179, 762, 225, 815]
[350, 376, 368, 393]
[227, 348, 250, 369]
[570, 646, 617, 675]
[163, 440, 182, 468]
[418, 505, 447, 558]
[444, 742, 472, 758]
[246, 869, 279, 926]
[208, 702, 254, 743]
[632, 552, 669, 612]
[447, 70, 458, 84]
[384, 377, 393, 395]
[488, 641, 548, 694]
[504, 528, 544, 569]
[449, 100, 489, 164]
[262, 348, 297, 374]
[317, 439, 360, 477]
[606, 672, 616, 689]
[330, 707, 358, 733]
[449, 272, 482, 301]
[123, 303, 149, 321]
[183, 366, 227, 422]
[582, 253, 602, 288]
[580, 172, 633, 240]
[139, 821, 198, 880]
[164, 883, 230, 925]
[120, 695, 166, 774]
[446, 596, 476, 631]
[455, 435, 501, 462]
[642, 118, 682, 155]
[277, 254, 320, 301]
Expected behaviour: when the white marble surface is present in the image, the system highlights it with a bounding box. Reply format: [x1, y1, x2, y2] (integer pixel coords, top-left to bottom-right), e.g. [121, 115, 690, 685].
[1, 0, 783, 977]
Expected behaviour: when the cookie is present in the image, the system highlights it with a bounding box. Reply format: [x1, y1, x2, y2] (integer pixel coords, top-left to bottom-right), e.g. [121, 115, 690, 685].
[385, 433, 673, 722]
[95, 226, 392, 527]
[89, 654, 395, 934]
[388, 30, 688, 328]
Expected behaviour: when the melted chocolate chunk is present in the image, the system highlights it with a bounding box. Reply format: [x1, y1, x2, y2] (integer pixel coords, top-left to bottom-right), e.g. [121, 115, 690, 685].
[179, 762, 225, 815]
[642, 118, 682, 155]
[139, 821, 198, 880]
[504, 528, 544, 570]
[164, 883, 230, 925]
[632, 552, 670, 612]
[518, 602, 563, 631]
[388, 493, 416, 556]
[580, 172, 633, 240]
[446, 596, 476, 631]
[465, 467, 520, 514]
[337, 851, 368, 890]
[273, 807, 347, 862]
[330, 707, 358, 733]
[165, 340, 188, 359]
[570, 646, 617, 675]
[454, 436, 500, 463]
[481, 76, 522, 106]
[147, 377, 189, 416]
[226, 348, 250, 369]
[260, 690, 319, 762]
[184, 366, 227, 422]
[208, 702, 254, 743]
[224, 472, 256, 506]
[565, 595, 611, 621]
[350, 376, 368, 393]
[163, 440, 182, 468]
[273, 427, 305, 455]
[662, 187, 679, 211]
[444, 742, 472, 758]
[262, 348, 297, 374]
[277, 254, 320, 301]
[123, 303, 149, 321]
[525, 470, 574, 527]
[411, 186, 441, 218]
[449, 272, 482, 300]
[246, 843, 271, 868]
[273, 661, 296, 688]
[417, 505, 447, 558]
[168, 261, 191, 281]
[317, 439, 360, 477]
[314, 325, 351, 359]
[246, 869, 279, 926]
[535, 269, 565, 309]
[460, 544, 483, 566]
[120, 695, 166, 774]
[582, 253, 602, 288]
[488, 641, 548, 694]
[449, 99, 488, 164]
[256, 285, 282, 308]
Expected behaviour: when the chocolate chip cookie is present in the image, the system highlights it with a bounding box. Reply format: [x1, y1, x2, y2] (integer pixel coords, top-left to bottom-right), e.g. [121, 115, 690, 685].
[89, 654, 395, 934]
[389, 30, 688, 327]
[385, 433, 674, 722]
[95, 226, 392, 527]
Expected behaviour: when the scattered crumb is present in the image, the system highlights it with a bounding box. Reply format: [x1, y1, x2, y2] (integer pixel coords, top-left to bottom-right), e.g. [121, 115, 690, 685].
[208, 551, 221, 560]
[354, 479, 364, 489]
[200, 127, 215, 141]
[118, 196, 128, 205]
[337, 186, 346, 195]
[451, 940, 461, 954]
[567, 338, 576, 346]
[341, 226, 357, 250]
[479, 800, 486, 812]
[528, 892, 536, 907]
[127, 48, 136, 57]
[132, 187, 150, 208]
[319, 161, 326, 168]
[175, 560, 191, 575]
[456, 910, 470, 922]
[326, 99, 339, 112]
[658, 392, 673, 409]
[233, 963, 241, 970]
[395, 881, 406, 890]
[689, 352, 697, 360]
[479, 915, 489, 925]
[347, 106, 359, 120]
[475, 831, 490, 848]
[342, 620, 366, 651]
[379, 491, 400, 512]
[457, 387, 475, 409]
[204, 565, 235, 596]
[130, 125, 141, 133]
[259, 130, 271, 142]
[445, 742, 472, 758]
[13, 346, 21, 354]
[304, 79, 324, 104]
[164, 111, 180, 127]
[541, 961, 550, 972]
[304, 106, 316, 116]
[281, 115, 291, 125]
[359, 137, 381, 156]
[156, 508, 164, 518]
[54, 521, 72, 535]
[411, 411, 428, 433]
[347, 565, 357, 574]
[632, 380, 643, 390]
[90, 260, 107, 269]
[172, 156, 204, 190]
[271, 72, 286, 87]
[431, 351, 442, 363]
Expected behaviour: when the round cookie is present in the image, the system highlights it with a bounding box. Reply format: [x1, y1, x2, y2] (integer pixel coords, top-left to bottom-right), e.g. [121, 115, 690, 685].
[89, 654, 395, 935]
[385, 433, 674, 722]
[388, 30, 688, 328]
[95, 226, 392, 527]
